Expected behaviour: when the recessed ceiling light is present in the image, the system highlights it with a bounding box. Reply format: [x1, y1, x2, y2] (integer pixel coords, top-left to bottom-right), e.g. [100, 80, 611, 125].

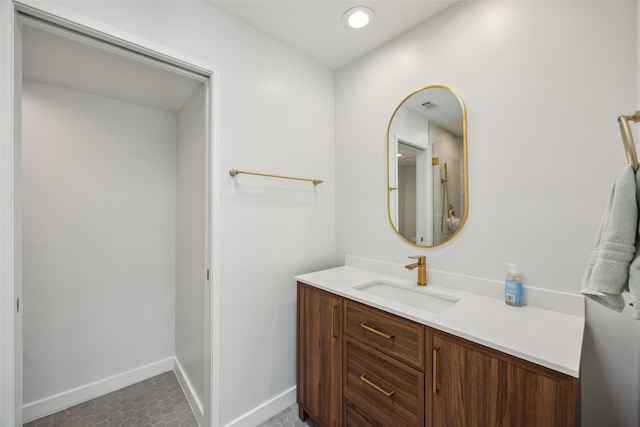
[342, 7, 375, 30]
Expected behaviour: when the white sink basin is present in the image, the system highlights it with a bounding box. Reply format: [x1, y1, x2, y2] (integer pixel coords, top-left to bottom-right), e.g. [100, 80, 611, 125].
[354, 281, 459, 313]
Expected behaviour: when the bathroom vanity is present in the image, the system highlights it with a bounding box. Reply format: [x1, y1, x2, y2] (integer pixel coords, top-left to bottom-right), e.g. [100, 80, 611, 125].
[296, 264, 583, 427]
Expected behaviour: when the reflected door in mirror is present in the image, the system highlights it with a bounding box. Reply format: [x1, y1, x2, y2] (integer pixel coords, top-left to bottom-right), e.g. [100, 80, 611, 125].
[387, 86, 467, 247]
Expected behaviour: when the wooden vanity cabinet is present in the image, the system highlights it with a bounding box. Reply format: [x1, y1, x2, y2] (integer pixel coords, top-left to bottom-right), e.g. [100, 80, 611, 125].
[297, 283, 343, 427]
[343, 300, 425, 369]
[342, 300, 425, 427]
[429, 330, 579, 427]
[344, 396, 395, 427]
[297, 283, 580, 427]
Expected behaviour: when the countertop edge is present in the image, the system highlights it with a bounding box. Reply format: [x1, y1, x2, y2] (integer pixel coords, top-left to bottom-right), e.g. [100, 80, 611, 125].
[296, 266, 584, 378]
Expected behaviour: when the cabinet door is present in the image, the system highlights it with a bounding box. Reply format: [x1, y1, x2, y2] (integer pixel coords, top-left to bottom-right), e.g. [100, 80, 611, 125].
[430, 330, 577, 427]
[297, 283, 342, 427]
[499, 359, 577, 427]
[431, 332, 501, 427]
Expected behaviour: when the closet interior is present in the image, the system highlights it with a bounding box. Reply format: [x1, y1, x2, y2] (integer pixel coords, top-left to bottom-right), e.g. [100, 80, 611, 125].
[19, 17, 210, 426]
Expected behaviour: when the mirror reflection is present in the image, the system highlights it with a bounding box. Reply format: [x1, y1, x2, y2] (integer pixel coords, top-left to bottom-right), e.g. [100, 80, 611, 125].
[387, 85, 467, 247]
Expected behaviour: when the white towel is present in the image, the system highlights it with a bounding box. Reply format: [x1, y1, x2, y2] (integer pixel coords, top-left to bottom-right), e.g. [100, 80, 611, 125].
[627, 239, 640, 319]
[581, 166, 638, 312]
[627, 171, 640, 319]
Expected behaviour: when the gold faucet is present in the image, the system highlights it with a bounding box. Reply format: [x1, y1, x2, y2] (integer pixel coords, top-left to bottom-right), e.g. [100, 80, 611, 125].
[405, 256, 427, 286]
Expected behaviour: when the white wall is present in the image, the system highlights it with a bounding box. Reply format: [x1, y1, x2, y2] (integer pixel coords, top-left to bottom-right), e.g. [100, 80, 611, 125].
[175, 84, 206, 418]
[31, 1, 337, 425]
[335, 2, 638, 426]
[21, 79, 177, 403]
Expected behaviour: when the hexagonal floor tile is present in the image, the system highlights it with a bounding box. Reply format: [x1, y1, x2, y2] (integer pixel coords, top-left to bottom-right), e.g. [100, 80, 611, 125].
[257, 403, 318, 427]
[23, 371, 198, 427]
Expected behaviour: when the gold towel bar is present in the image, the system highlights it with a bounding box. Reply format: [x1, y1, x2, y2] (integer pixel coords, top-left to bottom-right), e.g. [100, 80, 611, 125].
[618, 111, 640, 172]
[229, 169, 323, 185]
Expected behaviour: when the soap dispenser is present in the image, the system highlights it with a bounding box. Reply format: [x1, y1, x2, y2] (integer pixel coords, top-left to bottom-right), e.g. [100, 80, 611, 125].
[504, 263, 524, 307]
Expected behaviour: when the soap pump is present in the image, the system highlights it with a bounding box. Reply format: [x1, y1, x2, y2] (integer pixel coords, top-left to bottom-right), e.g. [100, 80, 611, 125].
[504, 263, 524, 307]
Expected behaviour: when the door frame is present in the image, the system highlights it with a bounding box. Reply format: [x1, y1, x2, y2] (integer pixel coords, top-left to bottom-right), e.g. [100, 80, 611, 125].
[0, 2, 222, 426]
[393, 134, 433, 246]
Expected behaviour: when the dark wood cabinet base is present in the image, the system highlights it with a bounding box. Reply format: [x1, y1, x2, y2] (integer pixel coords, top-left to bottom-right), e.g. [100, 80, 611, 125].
[297, 282, 580, 427]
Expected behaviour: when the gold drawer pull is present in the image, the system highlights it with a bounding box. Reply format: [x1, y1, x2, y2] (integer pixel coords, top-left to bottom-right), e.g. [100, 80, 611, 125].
[360, 373, 395, 398]
[433, 347, 440, 394]
[360, 322, 395, 340]
[331, 305, 339, 338]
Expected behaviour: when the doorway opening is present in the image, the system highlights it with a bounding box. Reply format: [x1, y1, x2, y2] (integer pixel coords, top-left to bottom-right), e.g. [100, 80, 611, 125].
[6, 9, 218, 427]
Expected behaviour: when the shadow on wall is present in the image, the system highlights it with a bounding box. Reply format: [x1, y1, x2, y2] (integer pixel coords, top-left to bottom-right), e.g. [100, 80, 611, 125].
[581, 300, 638, 427]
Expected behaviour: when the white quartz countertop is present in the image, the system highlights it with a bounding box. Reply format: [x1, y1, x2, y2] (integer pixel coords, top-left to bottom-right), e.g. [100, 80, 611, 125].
[295, 266, 584, 378]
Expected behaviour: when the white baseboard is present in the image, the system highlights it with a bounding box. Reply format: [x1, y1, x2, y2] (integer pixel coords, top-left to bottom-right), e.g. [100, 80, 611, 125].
[174, 357, 205, 426]
[23, 357, 174, 422]
[223, 386, 296, 427]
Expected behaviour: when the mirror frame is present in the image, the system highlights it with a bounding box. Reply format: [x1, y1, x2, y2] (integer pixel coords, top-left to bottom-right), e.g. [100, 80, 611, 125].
[386, 84, 468, 248]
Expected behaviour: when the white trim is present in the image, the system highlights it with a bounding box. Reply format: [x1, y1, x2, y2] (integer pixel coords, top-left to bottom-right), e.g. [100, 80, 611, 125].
[14, 1, 211, 78]
[174, 357, 205, 427]
[222, 387, 296, 427]
[18, 14, 207, 84]
[207, 35, 223, 427]
[23, 357, 174, 423]
[0, 2, 19, 426]
[2, 2, 223, 426]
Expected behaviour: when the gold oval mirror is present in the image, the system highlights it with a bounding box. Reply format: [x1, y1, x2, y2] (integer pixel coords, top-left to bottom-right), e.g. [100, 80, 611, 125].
[387, 85, 468, 247]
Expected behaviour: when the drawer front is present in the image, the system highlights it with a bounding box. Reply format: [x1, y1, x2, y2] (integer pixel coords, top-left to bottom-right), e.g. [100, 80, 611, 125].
[344, 299, 425, 369]
[344, 337, 424, 427]
[344, 396, 394, 427]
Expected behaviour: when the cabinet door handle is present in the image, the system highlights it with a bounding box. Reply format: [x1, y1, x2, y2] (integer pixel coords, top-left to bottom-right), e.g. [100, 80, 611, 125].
[331, 305, 339, 338]
[433, 347, 440, 394]
[360, 373, 395, 398]
[360, 322, 395, 340]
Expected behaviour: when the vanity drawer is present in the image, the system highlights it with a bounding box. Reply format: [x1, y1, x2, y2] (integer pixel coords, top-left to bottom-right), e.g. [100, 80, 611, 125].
[344, 336, 424, 427]
[344, 299, 425, 370]
[344, 396, 395, 427]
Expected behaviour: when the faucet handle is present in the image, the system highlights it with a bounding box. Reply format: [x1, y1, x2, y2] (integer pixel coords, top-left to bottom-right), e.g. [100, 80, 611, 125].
[408, 255, 426, 264]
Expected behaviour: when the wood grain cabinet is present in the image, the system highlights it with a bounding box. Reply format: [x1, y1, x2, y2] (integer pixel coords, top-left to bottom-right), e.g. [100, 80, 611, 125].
[297, 283, 343, 427]
[296, 282, 580, 427]
[343, 300, 425, 427]
[344, 396, 395, 427]
[429, 330, 579, 427]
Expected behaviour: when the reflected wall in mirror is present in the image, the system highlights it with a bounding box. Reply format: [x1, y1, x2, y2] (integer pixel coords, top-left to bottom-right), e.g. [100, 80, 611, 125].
[387, 85, 467, 247]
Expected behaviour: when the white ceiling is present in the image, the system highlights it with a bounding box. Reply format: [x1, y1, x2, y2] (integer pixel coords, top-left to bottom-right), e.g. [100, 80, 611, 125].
[21, 1, 457, 110]
[204, 0, 458, 69]
[21, 21, 203, 112]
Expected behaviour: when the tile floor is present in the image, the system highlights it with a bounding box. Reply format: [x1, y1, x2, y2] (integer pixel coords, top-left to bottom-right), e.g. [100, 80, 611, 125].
[23, 371, 198, 427]
[257, 403, 318, 427]
[23, 371, 316, 427]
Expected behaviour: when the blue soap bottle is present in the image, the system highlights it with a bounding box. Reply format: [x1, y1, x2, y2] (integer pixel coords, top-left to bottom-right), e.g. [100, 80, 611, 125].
[504, 263, 524, 307]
